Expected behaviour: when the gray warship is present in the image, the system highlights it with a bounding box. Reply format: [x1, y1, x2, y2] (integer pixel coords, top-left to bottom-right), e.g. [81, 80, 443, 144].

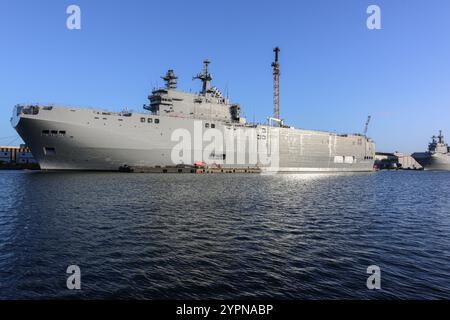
[412, 131, 450, 171]
[11, 49, 375, 172]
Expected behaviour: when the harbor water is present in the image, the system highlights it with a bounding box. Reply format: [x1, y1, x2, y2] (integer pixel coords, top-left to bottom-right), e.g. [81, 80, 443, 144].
[0, 170, 450, 299]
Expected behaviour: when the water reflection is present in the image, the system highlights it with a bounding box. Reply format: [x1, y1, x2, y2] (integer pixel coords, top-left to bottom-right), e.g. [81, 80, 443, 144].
[0, 171, 449, 299]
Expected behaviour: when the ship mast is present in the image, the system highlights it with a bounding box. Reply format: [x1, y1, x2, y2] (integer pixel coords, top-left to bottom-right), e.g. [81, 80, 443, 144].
[161, 69, 178, 89]
[438, 130, 444, 144]
[194, 60, 212, 95]
[272, 47, 281, 123]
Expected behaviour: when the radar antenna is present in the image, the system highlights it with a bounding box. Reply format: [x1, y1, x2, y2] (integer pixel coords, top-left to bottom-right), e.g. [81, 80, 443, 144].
[193, 60, 213, 95]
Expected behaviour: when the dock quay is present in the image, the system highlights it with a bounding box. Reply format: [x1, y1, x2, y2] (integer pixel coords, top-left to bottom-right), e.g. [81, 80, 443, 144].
[119, 165, 262, 174]
[374, 152, 423, 170]
[0, 145, 39, 170]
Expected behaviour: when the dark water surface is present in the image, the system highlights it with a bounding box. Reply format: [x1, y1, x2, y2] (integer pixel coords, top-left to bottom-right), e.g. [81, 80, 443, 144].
[1, 170, 450, 299]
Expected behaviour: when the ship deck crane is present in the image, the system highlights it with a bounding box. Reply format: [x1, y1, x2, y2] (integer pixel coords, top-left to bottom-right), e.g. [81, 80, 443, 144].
[364, 115, 371, 136]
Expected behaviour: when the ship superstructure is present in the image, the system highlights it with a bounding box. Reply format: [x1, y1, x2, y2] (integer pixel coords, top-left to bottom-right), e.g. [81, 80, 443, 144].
[11, 50, 375, 172]
[145, 62, 243, 124]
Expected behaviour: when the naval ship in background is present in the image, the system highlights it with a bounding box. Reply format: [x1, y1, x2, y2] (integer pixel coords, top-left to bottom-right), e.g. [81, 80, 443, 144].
[11, 48, 376, 172]
[412, 131, 450, 171]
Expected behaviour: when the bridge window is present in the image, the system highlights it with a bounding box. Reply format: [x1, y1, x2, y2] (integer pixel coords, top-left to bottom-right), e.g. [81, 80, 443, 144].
[205, 123, 210, 128]
[155, 118, 160, 124]
[211, 124, 215, 128]
[42, 130, 49, 136]
[140, 117, 145, 123]
[147, 118, 153, 123]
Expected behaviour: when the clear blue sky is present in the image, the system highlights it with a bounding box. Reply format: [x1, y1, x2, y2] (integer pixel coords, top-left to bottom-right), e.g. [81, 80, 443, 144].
[1, 0, 450, 152]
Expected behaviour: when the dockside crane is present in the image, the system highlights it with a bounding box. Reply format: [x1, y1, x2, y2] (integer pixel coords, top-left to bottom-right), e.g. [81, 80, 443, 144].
[272, 47, 281, 125]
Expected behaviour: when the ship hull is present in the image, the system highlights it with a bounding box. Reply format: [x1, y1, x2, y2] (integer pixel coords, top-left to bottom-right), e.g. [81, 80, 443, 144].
[12, 106, 375, 172]
[412, 152, 450, 171]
